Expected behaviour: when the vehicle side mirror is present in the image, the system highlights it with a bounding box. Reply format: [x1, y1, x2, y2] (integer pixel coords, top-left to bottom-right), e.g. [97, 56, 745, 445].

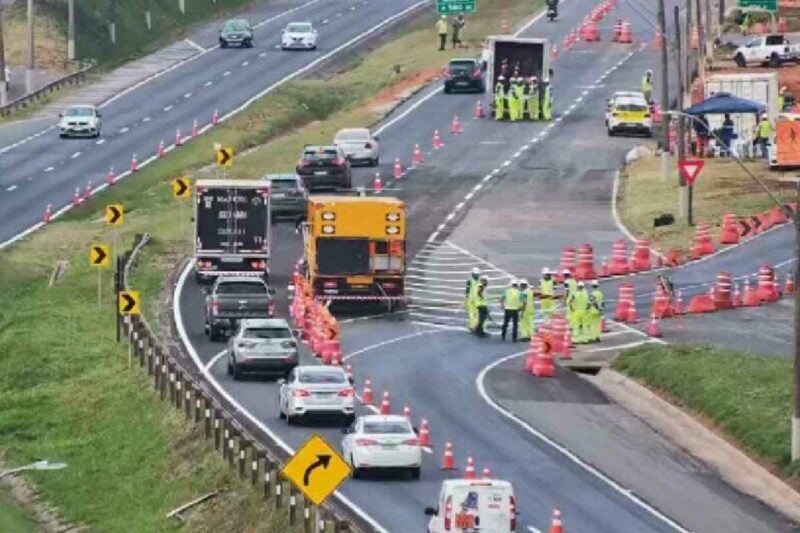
[348, 376, 354, 385]
[424, 507, 438, 516]
[277, 378, 286, 385]
[413, 427, 419, 433]
[268, 287, 277, 295]
[97, 113, 102, 118]
[341, 426, 353, 434]
[373, 135, 380, 141]
[58, 113, 63, 117]
[201, 287, 209, 295]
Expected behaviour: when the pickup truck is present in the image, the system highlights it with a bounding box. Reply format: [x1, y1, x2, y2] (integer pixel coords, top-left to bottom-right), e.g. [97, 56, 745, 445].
[204, 276, 276, 341]
[734, 34, 800, 68]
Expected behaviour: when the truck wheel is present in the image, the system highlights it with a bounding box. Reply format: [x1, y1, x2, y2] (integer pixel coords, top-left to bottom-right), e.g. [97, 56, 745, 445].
[734, 53, 746, 67]
[209, 326, 220, 342]
[769, 53, 781, 68]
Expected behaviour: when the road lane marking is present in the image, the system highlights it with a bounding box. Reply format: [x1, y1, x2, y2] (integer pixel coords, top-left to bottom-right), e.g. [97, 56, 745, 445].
[44, 166, 54, 172]
[241, 61, 250, 67]
[70, 151, 81, 159]
[343, 328, 458, 362]
[527, 527, 543, 533]
[184, 38, 206, 52]
[142, 116, 151, 122]
[119, 126, 130, 133]
[259, 52, 267, 57]
[205, 349, 227, 371]
[223, 70, 231, 76]
[476, 352, 692, 533]
[96, 139, 106, 145]
[6, 185, 17, 192]
[204, 81, 213, 87]
[164, 105, 173, 111]
[184, 92, 193, 98]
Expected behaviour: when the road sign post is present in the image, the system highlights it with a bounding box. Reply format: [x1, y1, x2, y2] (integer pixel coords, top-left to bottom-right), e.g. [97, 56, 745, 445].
[90, 244, 110, 307]
[172, 176, 192, 241]
[678, 159, 704, 226]
[436, 0, 476, 13]
[281, 434, 351, 507]
[105, 204, 124, 264]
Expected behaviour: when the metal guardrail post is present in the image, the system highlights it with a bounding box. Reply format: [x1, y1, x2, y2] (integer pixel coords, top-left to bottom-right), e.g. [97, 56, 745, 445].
[194, 388, 202, 423]
[289, 487, 297, 525]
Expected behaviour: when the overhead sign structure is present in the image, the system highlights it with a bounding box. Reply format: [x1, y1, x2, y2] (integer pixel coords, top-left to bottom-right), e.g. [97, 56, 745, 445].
[678, 159, 704, 187]
[118, 291, 141, 315]
[105, 204, 124, 225]
[216, 147, 234, 167]
[738, 0, 777, 12]
[89, 244, 110, 268]
[281, 434, 351, 506]
[172, 177, 192, 198]
[437, 0, 476, 13]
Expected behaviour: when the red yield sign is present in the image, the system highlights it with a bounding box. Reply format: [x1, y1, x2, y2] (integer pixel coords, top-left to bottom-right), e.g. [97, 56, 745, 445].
[678, 159, 704, 186]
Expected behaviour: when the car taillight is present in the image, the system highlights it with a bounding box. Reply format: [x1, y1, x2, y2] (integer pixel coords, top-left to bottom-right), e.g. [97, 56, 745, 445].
[238, 341, 256, 349]
[355, 438, 380, 446]
[444, 496, 452, 531]
[333, 158, 346, 167]
[510, 495, 517, 531]
[281, 340, 296, 349]
[268, 302, 275, 316]
[364, 142, 372, 149]
[211, 298, 220, 316]
[381, 282, 396, 289]
[442, 68, 451, 79]
[293, 389, 310, 397]
[338, 388, 355, 397]
[323, 281, 337, 288]
[473, 68, 482, 77]
[298, 158, 310, 167]
[402, 437, 419, 446]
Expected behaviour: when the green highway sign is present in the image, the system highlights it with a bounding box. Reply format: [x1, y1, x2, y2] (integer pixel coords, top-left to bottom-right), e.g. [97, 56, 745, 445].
[738, 0, 777, 12]
[436, 0, 476, 14]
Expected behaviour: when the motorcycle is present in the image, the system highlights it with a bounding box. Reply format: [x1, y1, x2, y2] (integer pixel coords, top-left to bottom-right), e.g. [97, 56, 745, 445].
[546, 6, 557, 21]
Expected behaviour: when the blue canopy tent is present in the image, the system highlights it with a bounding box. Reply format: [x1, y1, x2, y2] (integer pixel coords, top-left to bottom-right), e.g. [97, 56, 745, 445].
[684, 91, 765, 116]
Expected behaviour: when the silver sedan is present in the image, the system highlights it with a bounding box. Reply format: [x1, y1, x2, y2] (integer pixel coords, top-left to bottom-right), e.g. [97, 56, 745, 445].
[227, 318, 298, 380]
[334, 128, 380, 166]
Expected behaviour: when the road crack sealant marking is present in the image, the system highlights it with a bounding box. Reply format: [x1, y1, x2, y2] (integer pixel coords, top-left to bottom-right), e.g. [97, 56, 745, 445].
[476, 351, 690, 533]
[0, 0, 432, 251]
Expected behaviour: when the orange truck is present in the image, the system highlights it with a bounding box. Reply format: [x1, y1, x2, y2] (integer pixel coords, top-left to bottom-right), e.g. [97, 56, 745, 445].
[303, 195, 406, 308]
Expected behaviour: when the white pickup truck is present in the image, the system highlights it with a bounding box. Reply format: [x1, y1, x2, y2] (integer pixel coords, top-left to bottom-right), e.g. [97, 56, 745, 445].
[734, 34, 800, 68]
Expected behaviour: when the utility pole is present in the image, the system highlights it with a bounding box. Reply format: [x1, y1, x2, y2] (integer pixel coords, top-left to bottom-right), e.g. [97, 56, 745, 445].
[67, 0, 75, 61]
[718, 0, 725, 37]
[675, 6, 689, 222]
[108, 0, 116, 44]
[25, 0, 34, 95]
[658, 0, 670, 179]
[145, 0, 152, 31]
[696, 0, 706, 82]
[0, 2, 7, 106]
[794, 206, 800, 461]
[685, 0, 692, 96]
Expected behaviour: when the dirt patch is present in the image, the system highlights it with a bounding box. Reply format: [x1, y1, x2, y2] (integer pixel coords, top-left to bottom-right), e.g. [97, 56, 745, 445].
[366, 68, 442, 116]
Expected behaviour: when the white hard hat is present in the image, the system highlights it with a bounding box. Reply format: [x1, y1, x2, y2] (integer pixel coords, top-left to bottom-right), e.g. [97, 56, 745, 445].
[577, 281, 585, 288]
[562, 270, 572, 277]
[542, 267, 551, 275]
[471, 267, 480, 275]
[591, 280, 600, 287]
[520, 278, 530, 285]
[511, 279, 519, 285]
[646, 69, 653, 75]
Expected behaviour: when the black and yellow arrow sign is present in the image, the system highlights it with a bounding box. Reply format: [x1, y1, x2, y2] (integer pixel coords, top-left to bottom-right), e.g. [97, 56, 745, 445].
[172, 177, 191, 198]
[215, 147, 234, 167]
[118, 291, 140, 315]
[89, 244, 110, 268]
[281, 434, 351, 506]
[105, 204, 124, 225]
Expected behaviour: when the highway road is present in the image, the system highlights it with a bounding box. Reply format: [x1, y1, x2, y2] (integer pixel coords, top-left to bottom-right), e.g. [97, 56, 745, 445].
[173, 0, 796, 531]
[0, 0, 429, 248]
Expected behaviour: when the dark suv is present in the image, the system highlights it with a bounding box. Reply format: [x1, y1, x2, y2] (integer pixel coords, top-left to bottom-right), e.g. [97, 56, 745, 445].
[295, 145, 352, 191]
[443, 58, 485, 94]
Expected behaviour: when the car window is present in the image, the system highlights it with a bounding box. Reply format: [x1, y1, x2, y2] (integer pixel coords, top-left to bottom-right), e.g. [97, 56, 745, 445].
[449, 60, 476, 73]
[287, 23, 313, 33]
[225, 20, 248, 31]
[335, 130, 370, 142]
[617, 103, 648, 112]
[363, 421, 412, 434]
[303, 148, 338, 161]
[217, 281, 267, 294]
[766, 35, 784, 46]
[244, 327, 291, 339]
[65, 107, 94, 117]
[298, 370, 346, 384]
[270, 178, 300, 191]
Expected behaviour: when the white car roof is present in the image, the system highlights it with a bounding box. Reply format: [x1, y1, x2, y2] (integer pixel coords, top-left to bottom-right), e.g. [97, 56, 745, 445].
[65, 104, 96, 110]
[359, 414, 409, 424]
[296, 365, 345, 374]
[287, 22, 313, 29]
[614, 97, 648, 105]
[336, 127, 371, 136]
[612, 91, 645, 99]
[441, 479, 514, 490]
[239, 318, 289, 328]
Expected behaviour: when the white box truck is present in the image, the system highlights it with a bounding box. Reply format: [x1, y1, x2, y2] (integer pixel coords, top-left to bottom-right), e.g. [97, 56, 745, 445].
[485, 36, 552, 121]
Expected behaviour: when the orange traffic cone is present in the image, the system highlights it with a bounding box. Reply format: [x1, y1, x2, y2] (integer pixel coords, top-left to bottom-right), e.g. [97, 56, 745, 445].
[441, 441, 457, 470]
[379, 390, 391, 414]
[412, 144, 424, 165]
[402, 404, 411, 419]
[157, 139, 166, 158]
[106, 167, 116, 185]
[646, 314, 662, 337]
[501, 20, 510, 34]
[83, 182, 93, 201]
[549, 507, 563, 533]
[450, 115, 463, 135]
[71, 187, 81, 207]
[463, 455, 476, 479]
[393, 158, 404, 179]
[175, 128, 184, 146]
[626, 303, 639, 323]
[785, 272, 795, 295]
[42, 204, 52, 223]
[373, 172, 383, 193]
[130, 153, 139, 172]
[418, 418, 431, 447]
[481, 466, 491, 479]
[550, 44, 558, 61]
[361, 378, 373, 405]
[211, 109, 219, 125]
[191, 119, 199, 138]
[344, 363, 353, 383]
[474, 100, 485, 118]
[433, 129, 443, 149]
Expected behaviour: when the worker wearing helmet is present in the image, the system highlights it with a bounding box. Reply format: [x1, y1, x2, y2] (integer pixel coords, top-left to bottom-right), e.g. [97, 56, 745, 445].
[539, 268, 555, 319]
[562, 270, 577, 321]
[465, 267, 481, 331]
[494, 76, 507, 121]
[540, 76, 552, 121]
[500, 279, 522, 341]
[474, 276, 490, 337]
[512, 77, 526, 121]
[518, 279, 536, 341]
[527, 76, 540, 121]
[588, 280, 604, 342]
[569, 281, 591, 343]
[641, 69, 653, 103]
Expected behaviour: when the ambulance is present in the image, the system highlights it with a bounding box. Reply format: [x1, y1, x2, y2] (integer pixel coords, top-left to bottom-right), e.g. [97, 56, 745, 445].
[425, 479, 517, 533]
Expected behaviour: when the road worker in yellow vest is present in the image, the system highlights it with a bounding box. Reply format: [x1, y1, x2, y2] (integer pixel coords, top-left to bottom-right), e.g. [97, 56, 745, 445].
[465, 267, 481, 330]
[562, 270, 577, 321]
[588, 280, 604, 342]
[500, 279, 522, 341]
[518, 279, 536, 341]
[494, 76, 506, 120]
[539, 268, 555, 319]
[569, 281, 591, 343]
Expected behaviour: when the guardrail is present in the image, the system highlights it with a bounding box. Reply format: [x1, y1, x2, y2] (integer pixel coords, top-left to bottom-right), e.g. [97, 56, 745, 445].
[116, 233, 359, 533]
[0, 60, 95, 117]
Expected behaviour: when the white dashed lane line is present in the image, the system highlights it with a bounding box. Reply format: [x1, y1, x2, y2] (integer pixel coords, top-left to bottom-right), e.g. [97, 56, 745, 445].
[184, 92, 193, 98]
[96, 139, 106, 145]
[119, 127, 130, 133]
[142, 116, 151, 122]
[259, 52, 267, 57]
[44, 166, 54, 173]
[70, 151, 81, 159]
[6, 185, 17, 192]
[164, 105, 173, 111]
[204, 81, 213, 87]
[223, 70, 231, 76]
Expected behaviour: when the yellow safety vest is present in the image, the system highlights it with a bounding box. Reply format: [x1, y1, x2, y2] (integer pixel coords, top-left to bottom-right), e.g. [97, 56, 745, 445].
[641, 77, 652, 93]
[475, 287, 487, 306]
[591, 289, 604, 310]
[571, 290, 590, 311]
[436, 20, 448, 35]
[540, 278, 554, 297]
[757, 120, 771, 138]
[523, 288, 535, 311]
[503, 287, 521, 310]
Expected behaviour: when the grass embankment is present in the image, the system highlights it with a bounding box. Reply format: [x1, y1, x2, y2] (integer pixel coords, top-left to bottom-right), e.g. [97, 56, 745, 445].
[0, 0, 540, 528]
[618, 154, 792, 253]
[614, 345, 799, 480]
[0, 488, 35, 533]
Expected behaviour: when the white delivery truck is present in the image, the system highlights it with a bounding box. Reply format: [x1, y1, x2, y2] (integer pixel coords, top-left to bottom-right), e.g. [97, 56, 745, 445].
[704, 72, 777, 157]
[425, 479, 517, 533]
[485, 36, 552, 121]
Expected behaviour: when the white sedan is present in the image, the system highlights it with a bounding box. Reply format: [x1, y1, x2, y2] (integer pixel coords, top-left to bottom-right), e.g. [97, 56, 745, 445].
[58, 104, 102, 138]
[334, 128, 380, 166]
[281, 22, 317, 50]
[278, 366, 355, 425]
[341, 415, 422, 479]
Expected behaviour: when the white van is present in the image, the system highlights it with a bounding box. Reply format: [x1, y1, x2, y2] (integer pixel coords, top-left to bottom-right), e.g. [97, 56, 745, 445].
[425, 479, 517, 533]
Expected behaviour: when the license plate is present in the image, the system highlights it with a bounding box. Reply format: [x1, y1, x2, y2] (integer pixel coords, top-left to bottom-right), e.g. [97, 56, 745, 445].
[315, 392, 335, 396]
[457, 81, 469, 86]
[347, 275, 372, 284]
[382, 444, 398, 450]
[272, 193, 286, 198]
[314, 171, 328, 176]
[220, 257, 243, 263]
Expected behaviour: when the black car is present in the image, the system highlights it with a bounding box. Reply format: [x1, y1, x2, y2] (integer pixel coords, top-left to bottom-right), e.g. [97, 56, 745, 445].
[220, 19, 254, 48]
[262, 173, 308, 221]
[443, 58, 485, 94]
[295, 145, 352, 191]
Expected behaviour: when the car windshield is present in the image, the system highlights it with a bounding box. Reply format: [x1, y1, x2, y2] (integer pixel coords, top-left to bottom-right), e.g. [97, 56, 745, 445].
[217, 282, 267, 294]
[269, 178, 300, 191]
[298, 370, 346, 384]
[243, 327, 290, 339]
[303, 148, 338, 161]
[287, 23, 312, 33]
[449, 60, 475, 74]
[617, 103, 648, 112]
[64, 107, 94, 117]
[363, 421, 411, 434]
[335, 130, 370, 142]
[225, 20, 248, 31]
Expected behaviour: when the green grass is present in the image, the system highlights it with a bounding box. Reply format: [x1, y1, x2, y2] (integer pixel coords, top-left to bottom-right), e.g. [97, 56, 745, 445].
[0, 0, 541, 527]
[618, 154, 792, 253]
[0, 488, 36, 533]
[613, 344, 799, 478]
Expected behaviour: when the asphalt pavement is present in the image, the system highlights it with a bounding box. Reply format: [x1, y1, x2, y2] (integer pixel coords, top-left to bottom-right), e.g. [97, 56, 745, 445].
[0, 0, 428, 248]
